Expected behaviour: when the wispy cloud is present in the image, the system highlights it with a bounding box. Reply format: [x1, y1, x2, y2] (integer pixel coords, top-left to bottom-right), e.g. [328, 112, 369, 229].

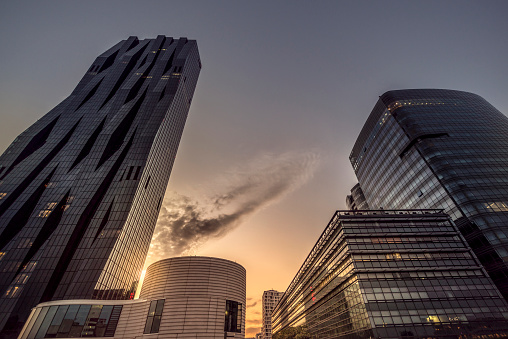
[246, 319, 262, 325]
[145, 150, 320, 266]
[247, 300, 260, 308]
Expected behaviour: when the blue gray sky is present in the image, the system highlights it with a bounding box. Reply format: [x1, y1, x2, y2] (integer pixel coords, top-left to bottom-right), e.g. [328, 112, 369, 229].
[1, 1, 507, 335]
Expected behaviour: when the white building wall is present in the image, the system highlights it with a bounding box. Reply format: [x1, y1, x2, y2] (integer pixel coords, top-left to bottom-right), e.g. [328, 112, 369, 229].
[18, 256, 246, 339]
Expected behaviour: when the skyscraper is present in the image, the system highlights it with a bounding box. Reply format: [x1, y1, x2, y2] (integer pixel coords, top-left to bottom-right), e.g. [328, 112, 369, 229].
[262, 289, 284, 339]
[0, 36, 200, 337]
[349, 89, 508, 301]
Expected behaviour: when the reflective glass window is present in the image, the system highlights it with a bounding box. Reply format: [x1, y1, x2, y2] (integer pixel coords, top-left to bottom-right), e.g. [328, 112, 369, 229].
[144, 300, 165, 334]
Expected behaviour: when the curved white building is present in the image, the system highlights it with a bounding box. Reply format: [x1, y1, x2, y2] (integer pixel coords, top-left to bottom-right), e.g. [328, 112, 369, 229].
[17, 256, 246, 339]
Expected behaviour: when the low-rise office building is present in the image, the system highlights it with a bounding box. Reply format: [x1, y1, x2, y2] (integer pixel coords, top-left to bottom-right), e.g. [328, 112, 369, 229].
[272, 210, 508, 339]
[18, 256, 246, 339]
[262, 290, 284, 339]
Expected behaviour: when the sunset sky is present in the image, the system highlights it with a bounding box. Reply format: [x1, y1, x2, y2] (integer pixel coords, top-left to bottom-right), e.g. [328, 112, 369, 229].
[1, 1, 508, 336]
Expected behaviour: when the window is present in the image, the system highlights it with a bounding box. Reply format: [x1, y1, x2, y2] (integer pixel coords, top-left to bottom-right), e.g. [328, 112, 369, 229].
[224, 300, 242, 333]
[19, 304, 121, 338]
[3, 285, 22, 298]
[38, 210, 52, 218]
[144, 299, 165, 334]
[124, 166, 141, 181]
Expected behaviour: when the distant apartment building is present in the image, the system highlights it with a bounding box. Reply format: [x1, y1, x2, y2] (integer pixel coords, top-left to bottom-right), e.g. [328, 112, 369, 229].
[262, 290, 284, 339]
[272, 210, 508, 338]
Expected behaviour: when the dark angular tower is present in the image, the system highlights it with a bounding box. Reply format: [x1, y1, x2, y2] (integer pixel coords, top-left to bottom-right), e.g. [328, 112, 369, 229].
[350, 89, 508, 302]
[0, 36, 201, 337]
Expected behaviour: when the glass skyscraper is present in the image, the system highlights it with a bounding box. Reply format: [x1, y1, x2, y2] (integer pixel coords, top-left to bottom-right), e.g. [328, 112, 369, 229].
[0, 36, 200, 337]
[349, 89, 508, 302]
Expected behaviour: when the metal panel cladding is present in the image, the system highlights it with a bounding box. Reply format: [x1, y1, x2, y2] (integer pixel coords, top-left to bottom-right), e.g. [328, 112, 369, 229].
[140, 256, 246, 338]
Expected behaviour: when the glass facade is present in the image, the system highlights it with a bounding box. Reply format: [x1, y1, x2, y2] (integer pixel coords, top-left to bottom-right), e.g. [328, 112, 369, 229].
[272, 210, 508, 339]
[350, 89, 508, 302]
[0, 36, 201, 338]
[19, 304, 122, 338]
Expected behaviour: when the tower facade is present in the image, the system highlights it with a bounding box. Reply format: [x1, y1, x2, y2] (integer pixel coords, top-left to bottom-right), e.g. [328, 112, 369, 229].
[0, 36, 200, 337]
[349, 89, 508, 301]
[262, 290, 284, 339]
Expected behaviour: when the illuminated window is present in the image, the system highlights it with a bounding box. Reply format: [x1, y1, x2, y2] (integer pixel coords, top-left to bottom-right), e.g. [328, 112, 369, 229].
[385, 253, 402, 260]
[62, 196, 74, 211]
[144, 299, 165, 334]
[386, 98, 459, 112]
[485, 202, 508, 212]
[38, 210, 52, 218]
[0, 192, 6, 199]
[23, 261, 37, 272]
[3, 285, 22, 298]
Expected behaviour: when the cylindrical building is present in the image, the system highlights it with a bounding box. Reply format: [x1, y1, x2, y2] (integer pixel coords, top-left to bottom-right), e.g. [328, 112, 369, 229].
[138, 256, 246, 338]
[17, 256, 246, 339]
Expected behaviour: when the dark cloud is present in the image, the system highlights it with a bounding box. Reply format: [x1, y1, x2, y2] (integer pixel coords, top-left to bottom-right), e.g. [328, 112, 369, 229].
[145, 151, 320, 265]
[247, 301, 258, 308]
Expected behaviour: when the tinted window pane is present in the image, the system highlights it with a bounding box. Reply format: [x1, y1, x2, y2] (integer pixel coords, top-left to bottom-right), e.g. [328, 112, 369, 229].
[148, 300, 156, 316]
[46, 306, 68, 337]
[151, 316, 161, 333]
[143, 316, 153, 334]
[95, 306, 113, 337]
[27, 307, 49, 339]
[35, 306, 58, 338]
[224, 300, 242, 333]
[57, 305, 79, 337]
[68, 305, 91, 337]
[81, 305, 103, 337]
[154, 300, 164, 316]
